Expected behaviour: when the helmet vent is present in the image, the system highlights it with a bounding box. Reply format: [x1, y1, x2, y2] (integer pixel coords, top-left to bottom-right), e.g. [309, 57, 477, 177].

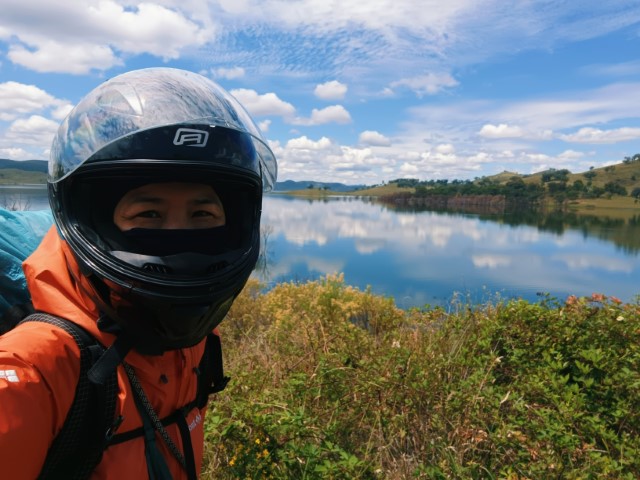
[142, 263, 173, 274]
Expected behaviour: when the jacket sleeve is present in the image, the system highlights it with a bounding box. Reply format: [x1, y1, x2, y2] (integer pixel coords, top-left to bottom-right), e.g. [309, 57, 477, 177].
[0, 322, 80, 480]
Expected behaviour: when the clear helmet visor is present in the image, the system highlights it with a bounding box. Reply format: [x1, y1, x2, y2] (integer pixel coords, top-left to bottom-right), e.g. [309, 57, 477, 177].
[49, 67, 276, 190]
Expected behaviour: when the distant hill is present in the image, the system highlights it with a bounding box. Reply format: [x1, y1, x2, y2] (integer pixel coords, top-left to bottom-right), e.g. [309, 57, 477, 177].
[481, 162, 640, 189]
[275, 180, 365, 192]
[480, 170, 521, 184]
[0, 159, 47, 173]
[0, 159, 47, 184]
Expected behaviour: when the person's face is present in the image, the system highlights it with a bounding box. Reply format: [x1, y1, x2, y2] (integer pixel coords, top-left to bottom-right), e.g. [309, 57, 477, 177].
[113, 182, 225, 231]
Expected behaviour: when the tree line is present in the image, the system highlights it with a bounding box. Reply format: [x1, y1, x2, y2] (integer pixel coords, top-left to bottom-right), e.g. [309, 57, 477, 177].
[388, 155, 640, 204]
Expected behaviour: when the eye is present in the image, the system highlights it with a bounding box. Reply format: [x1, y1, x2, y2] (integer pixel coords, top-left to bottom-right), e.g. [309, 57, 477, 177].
[192, 210, 214, 218]
[191, 204, 225, 219]
[135, 210, 161, 219]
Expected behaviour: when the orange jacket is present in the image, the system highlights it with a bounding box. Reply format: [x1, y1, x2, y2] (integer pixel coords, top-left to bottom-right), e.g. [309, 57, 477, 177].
[0, 227, 212, 479]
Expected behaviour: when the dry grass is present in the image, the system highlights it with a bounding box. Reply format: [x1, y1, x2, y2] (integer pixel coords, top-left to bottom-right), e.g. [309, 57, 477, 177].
[564, 196, 640, 220]
[345, 184, 416, 196]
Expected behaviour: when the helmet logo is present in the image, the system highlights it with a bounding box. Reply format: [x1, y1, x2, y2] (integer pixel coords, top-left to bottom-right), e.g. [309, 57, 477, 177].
[173, 128, 209, 147]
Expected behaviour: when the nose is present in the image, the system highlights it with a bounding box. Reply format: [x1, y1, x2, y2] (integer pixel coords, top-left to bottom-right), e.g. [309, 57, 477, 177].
[162, 211, 192, 229]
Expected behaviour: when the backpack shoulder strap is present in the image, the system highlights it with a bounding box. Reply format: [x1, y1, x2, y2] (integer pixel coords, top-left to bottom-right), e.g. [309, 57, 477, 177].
[19, 313, 119, 480]
[0, 302, 35, 335]
[109, 331, 230, 446]
[196, 332, 230, 408]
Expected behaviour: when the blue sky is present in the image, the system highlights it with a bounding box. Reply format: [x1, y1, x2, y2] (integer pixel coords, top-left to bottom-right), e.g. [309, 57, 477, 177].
[1, 1, 640, 185]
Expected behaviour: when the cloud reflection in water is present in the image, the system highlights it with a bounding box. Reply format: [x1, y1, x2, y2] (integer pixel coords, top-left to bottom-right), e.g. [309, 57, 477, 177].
[255, 195, 640, 308]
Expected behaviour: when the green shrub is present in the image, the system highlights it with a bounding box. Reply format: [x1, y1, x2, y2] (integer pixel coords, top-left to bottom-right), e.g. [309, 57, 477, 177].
[203, 276, 640, 479]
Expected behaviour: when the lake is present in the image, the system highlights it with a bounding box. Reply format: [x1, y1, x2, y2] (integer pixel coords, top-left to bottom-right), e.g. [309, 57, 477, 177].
[3, 185, 640, 308]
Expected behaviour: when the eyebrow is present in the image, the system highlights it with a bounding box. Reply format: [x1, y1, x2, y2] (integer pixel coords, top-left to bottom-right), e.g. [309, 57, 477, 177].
[124, 195, 223, 206]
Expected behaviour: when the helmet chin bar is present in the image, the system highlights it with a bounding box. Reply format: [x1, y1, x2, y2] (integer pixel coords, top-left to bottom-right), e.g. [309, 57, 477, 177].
[74, 260, 242, 355]
[105, 282, 237, 354]
[61, 229, 258, 354]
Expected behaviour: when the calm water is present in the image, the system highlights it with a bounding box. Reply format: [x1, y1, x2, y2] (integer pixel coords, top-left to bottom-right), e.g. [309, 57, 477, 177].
[4, 185, 640, 308]
[0, 185, 50, 211]
[258, 195, 640, 308]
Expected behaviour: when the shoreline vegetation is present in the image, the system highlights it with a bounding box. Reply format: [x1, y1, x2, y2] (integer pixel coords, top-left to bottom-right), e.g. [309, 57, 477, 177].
[273, 155, 640, 219]
[276, 187, 639, 220]
[204, 275, 640, 478]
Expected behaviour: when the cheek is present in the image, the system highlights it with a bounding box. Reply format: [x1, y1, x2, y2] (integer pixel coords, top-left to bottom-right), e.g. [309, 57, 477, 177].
[113, 210, 127, 231]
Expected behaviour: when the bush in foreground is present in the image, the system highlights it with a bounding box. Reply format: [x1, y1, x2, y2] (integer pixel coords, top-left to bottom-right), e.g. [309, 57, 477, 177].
[203, 275, 640, 479]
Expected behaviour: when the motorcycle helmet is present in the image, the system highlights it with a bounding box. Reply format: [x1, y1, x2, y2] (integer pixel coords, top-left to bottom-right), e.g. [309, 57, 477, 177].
[48, 67, 277, 353]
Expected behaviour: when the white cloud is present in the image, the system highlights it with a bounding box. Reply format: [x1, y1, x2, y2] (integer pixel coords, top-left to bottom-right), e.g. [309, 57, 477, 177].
[359, 130, 391, 146]
[1, 1, 213, 73]
[274, 134, 393, 183]
[258, 119, 271, 133]
[402, 82, 640, 153]
[436, 143, 455, 154]
[400, 162, 420, 174]
[93, 2, 212, 58]
[229, 89, 296, 117]
[390, 73, 459, 97]
[559, 127, 640, 144]
[314, 80, 347, 100]
[328, 146, 383, 171]
[479, 123, 525, 139]
[211, 66, 246, 80]
[286, 136, 333, 150]
[558, 149, 585, 159]
[0, 81, 62, 121]
[293, 105, 352, 126]
[9, 41, 121, 75]
[496, 83, 640, 132]
[386, 78, 640, 181]
[0, 147, 34, 160]
[5, 115, 59, 146]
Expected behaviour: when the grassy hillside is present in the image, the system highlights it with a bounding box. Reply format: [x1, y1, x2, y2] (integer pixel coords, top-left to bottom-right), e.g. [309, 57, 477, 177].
[515, 161, 640, 192]
[348, 183, 416, 196]
[0, 168, 47, 185]
[272, 188, 335, 198]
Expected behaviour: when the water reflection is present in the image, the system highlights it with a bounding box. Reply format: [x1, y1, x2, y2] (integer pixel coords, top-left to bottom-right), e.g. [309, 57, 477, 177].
[0, 185, 49, 211]
[257, 195, 640, 308]
[2, 185, 639, 308]
[382, 199, 640, 254]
